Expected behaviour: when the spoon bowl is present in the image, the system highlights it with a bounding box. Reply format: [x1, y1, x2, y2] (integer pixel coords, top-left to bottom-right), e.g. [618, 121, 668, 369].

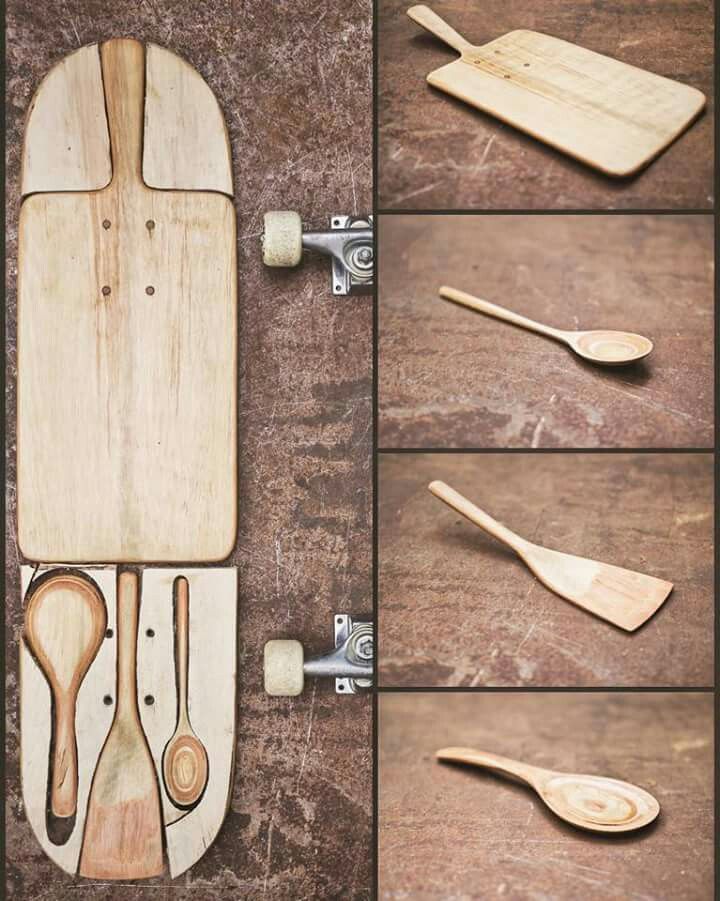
[570, 330, 654, 365]
[436, 747, 659, 833]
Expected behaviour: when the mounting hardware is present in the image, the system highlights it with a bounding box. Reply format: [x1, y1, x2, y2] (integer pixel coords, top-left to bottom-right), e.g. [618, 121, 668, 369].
[262, 211, 373, 296]
[264, 614, 374, 696]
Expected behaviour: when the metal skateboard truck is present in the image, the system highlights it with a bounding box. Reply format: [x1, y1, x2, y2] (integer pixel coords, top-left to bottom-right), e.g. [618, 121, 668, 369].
[262, 211, 374, 296]
[264, 615, 373, 696]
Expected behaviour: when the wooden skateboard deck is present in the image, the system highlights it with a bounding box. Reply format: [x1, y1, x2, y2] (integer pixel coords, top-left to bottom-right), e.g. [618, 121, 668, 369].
[17, 38, 237, 562]
[21, 565, 237, 878]
[408, 5, 706, 177]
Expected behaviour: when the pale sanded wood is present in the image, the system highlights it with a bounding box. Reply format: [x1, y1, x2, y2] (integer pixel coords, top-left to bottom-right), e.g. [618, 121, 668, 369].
[21, 44, 111, 195]
[143, 43, 233, 194]
[436, 747, 659, 832]
[440, 286, 653, 365]
[408, 5, 706, 177]
[21, 566, 117, 875]
[79, 570, 164, 879]
[17, 38, 237, 562]
[429, 481, 672, 631]
[161, 577, 209, 810]
[23, 572, 107, 821]
[137, 568, 237, 877]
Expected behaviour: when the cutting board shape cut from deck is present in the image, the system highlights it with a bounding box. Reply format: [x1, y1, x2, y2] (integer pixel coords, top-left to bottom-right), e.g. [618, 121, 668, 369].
[17, 37, 237, 563]
[407, 5, 705, 177]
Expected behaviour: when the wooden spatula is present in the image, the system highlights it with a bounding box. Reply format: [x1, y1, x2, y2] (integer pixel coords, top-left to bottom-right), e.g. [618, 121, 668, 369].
[24, 572, 107, 825]
[407, 4, 705, 176]
[437, 747, 659, 833]
[429, 481, 672, 631]
[79, 571, 164, 878]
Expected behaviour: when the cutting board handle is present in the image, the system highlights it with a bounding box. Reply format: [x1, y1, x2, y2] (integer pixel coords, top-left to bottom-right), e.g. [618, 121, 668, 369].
[407, 5, 473, 54]
[101, 38, 145, 185]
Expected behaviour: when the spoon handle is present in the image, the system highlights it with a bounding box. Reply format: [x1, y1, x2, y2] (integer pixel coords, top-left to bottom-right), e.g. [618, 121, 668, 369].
[439, 286, 566, 342]
[50, 694, 78, 817]
[428, 481, 530, 555]
[174, 577, 190, 722]
[436, 747, 542, 785]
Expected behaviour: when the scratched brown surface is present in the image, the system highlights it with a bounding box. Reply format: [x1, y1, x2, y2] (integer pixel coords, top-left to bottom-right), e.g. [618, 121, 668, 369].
[378, 453, 714, 688]
[379, 692, 714, 900]
[5, 2, 372, 898]
[378, 0, 714, 210]
[378, 214, 714, 449]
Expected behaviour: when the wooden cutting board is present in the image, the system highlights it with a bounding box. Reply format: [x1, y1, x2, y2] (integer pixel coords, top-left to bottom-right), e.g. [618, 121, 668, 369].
[17, 38, 237, 562]
[408, 5, 706, 177]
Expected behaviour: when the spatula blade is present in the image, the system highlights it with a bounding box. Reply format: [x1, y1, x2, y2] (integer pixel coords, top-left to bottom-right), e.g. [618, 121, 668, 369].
[522, 544, 672, 631]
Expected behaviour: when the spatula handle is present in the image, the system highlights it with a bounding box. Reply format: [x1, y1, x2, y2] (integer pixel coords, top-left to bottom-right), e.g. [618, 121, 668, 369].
[428, 481, 529, 555]
[407, 5, 473, 54]
[439, 286, 565, 341]
[436, 747, 541, 785]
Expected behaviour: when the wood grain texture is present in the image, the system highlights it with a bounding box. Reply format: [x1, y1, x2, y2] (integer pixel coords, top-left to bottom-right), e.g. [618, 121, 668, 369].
[79, 571, 164, 879]
[21, 43, 111, 194]
[161, 577, 209, 811]
[7, 2, 372, 897]
[143, 43, 233, 194]
[428, 480, 672, 631]
[378, 214, 714, 449]
[435, 747, 660, 833]
[409, 6, 705, 178]
[379, 454, 713, 687]
[17, 37, 237, 562]
[379, 0, 714, 209]
[23, 572, 107, 820]
[137, 568, 237, 878]
[379, 693, 714, 900]
[20, 567, 117, 875]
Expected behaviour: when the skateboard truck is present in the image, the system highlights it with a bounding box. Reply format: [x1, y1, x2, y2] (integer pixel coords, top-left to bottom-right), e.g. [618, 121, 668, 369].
[264, 615, 373, 696]
[262, 211, 374, 296]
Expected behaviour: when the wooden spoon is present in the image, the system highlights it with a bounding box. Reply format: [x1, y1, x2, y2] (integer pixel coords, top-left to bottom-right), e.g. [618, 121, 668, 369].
[79, 570, 164, 878]
[437, 747, 659, 833]
[440, 286, 653, 365]
[24, 571, 107, 824]
[429, 481, 672, 631]
[162, 576, 209, 810]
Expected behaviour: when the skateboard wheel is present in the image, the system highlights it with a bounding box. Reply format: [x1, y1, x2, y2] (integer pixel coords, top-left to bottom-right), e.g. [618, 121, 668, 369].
[264, 639, 304, 696]
[262, 211, 303, 267]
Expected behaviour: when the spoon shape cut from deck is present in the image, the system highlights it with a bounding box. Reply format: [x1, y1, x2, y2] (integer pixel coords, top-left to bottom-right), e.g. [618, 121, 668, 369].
[24, 571, 107, 825]
[162, 576, 209, 811]
[440, 286, 653, 365]
[436, 747, 660, 833]
[428, 481, 672, 631]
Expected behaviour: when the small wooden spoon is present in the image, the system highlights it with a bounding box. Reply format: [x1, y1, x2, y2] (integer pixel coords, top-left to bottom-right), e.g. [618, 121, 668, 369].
[429, 481, 672, 631]
[437, 747, 660, 833]
[440, 286, 653, 365]
[162, 576, 209, 810]
[24, 571, 107, 823]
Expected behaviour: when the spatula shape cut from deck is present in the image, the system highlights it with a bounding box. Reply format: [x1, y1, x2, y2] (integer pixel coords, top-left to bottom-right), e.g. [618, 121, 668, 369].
[428, 481, 672, 631]
[407, 5, 705, 176]
[79, 571, 164, 879]
[17, 37, 236, 563]
[436, 748, 660, 833]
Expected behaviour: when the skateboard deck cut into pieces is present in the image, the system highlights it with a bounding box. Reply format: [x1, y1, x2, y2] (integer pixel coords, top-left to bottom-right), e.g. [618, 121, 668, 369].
[17, 38, 237, 562]
[411, 10, 706, 176]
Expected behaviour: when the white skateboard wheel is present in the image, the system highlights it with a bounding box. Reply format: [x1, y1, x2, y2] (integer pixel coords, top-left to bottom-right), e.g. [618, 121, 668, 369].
[262, 211, 302, 267]
[264, 639, 304, 696]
